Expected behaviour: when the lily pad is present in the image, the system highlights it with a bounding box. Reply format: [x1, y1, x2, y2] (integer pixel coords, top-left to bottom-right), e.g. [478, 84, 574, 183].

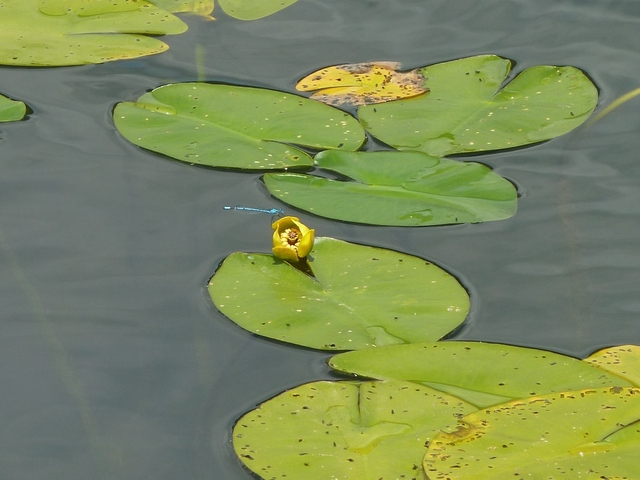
[424, 386, 640, 479]
[358, 55, 598, 157]
[0, 0, 189, 66]
[218, 0, 297, 20]
[329, 342, 632, 407]
[208, 237, 469, 350]
[263, 150, 517, 226]
[296, 62, 429, 107]
[149, 0, 214, 16]
[233, 379, 477, 480]
[114, 83, 365, 170]
[0, 93, 26, 122]
[584, 345, 640, 386]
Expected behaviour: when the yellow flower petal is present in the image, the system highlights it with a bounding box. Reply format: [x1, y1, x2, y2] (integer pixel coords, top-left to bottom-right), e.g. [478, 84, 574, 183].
[272, 245, 300, 263]
[297, 229, 315, 259]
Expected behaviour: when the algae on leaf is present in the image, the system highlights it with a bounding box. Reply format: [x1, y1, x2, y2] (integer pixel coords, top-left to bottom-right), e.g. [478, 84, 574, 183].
[114, 83, 365, 170]
[584, 344, 640, 386]
[359, 55, 598, 157]
[0, 93, 26, 122]
[209, 238, 469, 350]
[234, 379, 477, 480]
[0, 0, 188, 66]
[424, 387, 640, 479]
[264, 150, 517, 226]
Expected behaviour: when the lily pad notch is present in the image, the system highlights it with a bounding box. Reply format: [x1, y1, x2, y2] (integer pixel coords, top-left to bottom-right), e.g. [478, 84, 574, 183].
[209, 237, 470, 350]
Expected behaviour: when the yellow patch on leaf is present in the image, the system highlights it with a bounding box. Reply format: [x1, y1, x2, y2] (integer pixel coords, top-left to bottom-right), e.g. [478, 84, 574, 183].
[296, 61, 429, 107]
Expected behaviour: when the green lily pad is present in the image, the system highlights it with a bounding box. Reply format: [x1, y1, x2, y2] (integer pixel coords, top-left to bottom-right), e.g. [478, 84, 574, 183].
[148, 0, 213, 16]
[329, 342, 632, 407]
[0, 0, 189, 66]
[0, 93, 26, 122]
[218, 0, 297, 20]
[114, 83, 365, 170]
[424, 386, 640, 479]
[208, 237, 469, 350]
[584, 345, 640, 386]
[264, 150, 517, 226]
[233, 379, 477, 480]
[358, 55, 598, 157]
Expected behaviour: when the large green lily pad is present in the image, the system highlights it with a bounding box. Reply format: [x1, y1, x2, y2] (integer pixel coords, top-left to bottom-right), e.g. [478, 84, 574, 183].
[114, 83, 365, 170]
[424, 386, 640, 479]
[264, 150, 517, 226]
[358, 55, 598, 157]
[584, 345, 640, 386]
[218, 0, 297, 20]
[208, 237, 469, 350]
[0, 0, 190, 66]
[0, 93, 26, 122]
[233, 379, 477, 480]
[329, 342, 632, 407]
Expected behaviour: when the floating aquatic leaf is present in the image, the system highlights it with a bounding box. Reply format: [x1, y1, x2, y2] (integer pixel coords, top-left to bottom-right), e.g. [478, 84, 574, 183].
[296, 61, 429, 107]
[358, 55, 598, 157]
[0, 93, 26, 122]
[424, 386, 640, 479]
[218, 0, 297, 20]
[0, 0, 189, 66]
[233, 379, 477, 480]
[114, 83, 365, 170]
[209, 237, 469, 350]
[584, 345, 640, 386]
[264, 150, 517, 226]
[329, 342, 632, 407]
[148, 0, 214, 16]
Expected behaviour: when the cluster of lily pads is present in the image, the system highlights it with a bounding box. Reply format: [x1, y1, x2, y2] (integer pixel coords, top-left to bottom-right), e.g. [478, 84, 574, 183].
[208, 216, 640, 478]
[113, 54, 597, 226]
[198, 54, 637, 478]
[0, 0, 299, 67]
[234, 342, 640, 479]
[3, 3, 639, 478]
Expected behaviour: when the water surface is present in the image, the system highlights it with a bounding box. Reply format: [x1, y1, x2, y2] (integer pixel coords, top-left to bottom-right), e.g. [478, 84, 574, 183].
[1, 1, 639, 478]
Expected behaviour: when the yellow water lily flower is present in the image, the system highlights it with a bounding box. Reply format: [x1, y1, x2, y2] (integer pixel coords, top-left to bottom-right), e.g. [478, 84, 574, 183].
[272, 216, 315, 262]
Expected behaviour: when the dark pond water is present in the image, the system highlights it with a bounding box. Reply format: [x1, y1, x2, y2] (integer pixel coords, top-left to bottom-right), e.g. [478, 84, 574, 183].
[1, 0, 639, 478]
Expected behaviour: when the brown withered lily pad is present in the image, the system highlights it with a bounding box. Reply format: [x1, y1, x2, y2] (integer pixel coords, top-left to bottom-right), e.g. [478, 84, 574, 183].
[296, 61, 429, 107]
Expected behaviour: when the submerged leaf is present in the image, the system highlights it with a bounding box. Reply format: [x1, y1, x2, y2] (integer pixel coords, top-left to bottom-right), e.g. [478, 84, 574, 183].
[233, 379, 477, 480]
[114, 83, 365, 170]
[264, 150, 517, 226]
[209, 237, 469, 350]
[296, 62, 429, 107]
[424, 386, 640, 479]
[0, 93, 26, 122]
[359, 55, 598, 157]
[329, 342, 633, 407]
[0, 0, 188, 66]
[218, 0, 297, 20]
[584, 345, 640, 386]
